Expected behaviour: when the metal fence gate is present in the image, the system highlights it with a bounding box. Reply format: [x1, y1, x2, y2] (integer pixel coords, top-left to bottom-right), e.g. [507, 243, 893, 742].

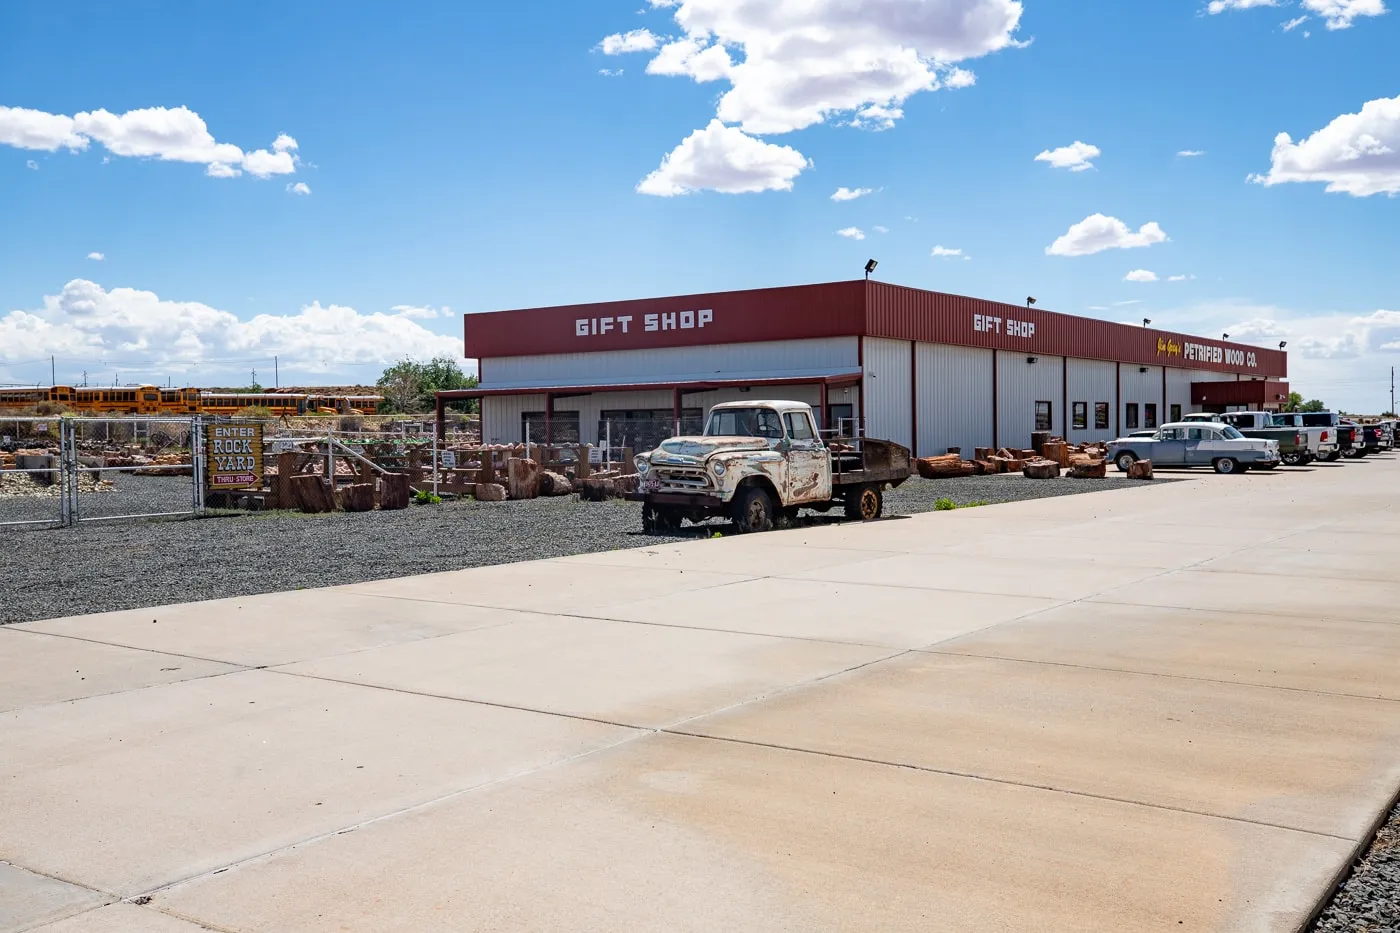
[0, 416, 207, 530]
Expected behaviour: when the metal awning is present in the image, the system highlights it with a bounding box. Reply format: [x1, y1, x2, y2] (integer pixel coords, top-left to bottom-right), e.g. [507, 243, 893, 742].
[436, 370, 863, 402]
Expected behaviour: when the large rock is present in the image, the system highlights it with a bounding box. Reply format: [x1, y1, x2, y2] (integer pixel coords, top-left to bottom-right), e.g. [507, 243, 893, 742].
[290, 474, 335, 513]
[1068, 460, 1107, 479]
[506, 457, 540, 500]
[339, 482, 375, 512]
[614, 473, 641, 495]
[1127, 459, 1154, 480]
[577, 478, 616, 502]
[379, 473, 411, 510]
[1022, 459, 1060, 479]
[539, 470, 573, 496]
[474, 483, 507, 502]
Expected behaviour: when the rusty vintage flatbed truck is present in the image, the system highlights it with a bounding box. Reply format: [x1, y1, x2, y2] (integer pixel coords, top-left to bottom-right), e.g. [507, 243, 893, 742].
[629, 400, 912, 534]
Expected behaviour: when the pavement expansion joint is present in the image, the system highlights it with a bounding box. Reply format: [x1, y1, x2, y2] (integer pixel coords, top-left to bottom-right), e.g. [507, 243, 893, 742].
[919, 647, 1400, 704]
[660, 729, 1359, 843]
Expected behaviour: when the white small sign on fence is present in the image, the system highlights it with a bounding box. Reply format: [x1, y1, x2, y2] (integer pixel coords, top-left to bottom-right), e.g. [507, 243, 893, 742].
[588, 447, 604, 465]
[35, 423, 48, 433]
[440, 450, 456, 469]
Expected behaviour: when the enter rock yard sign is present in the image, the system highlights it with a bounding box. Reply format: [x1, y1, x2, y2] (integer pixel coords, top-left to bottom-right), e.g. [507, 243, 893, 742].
[207, 423, 264, 490]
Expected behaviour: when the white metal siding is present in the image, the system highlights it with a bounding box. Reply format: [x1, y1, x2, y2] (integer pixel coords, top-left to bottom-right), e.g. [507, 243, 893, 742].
[1065, 359, 1118, 443]
[863, 337, 912, 449]
[482, 337, 859, 388]
[996, 351, 1065, 450]
[481, 394, 546, 445]
[1119, 364, 1165, 430]
[916, 343, 993, 456]
[547, 390, 673, 446]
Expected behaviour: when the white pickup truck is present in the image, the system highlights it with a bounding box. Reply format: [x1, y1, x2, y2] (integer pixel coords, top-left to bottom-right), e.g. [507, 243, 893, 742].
[632, 400, 912, 534]
[1258, 411, 1340, 463]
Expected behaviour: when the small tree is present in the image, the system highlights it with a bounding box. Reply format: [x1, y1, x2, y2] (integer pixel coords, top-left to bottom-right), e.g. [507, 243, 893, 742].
[1300, 398, 1327, 412]
[1282, 392, 1304, 412]
[375, 357, 477, 414]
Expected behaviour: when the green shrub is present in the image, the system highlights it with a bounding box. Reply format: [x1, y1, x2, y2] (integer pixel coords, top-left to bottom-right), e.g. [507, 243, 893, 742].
[934, 497, 956, 511]
[412, 489, 442, 505]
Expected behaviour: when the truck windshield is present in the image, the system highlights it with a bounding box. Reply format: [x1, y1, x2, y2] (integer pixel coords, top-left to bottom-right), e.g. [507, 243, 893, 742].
[705, 408, 785, 439]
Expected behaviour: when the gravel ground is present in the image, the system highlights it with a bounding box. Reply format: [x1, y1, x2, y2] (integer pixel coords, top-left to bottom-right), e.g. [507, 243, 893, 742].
[1312, 799, 1400, 933]
[0, 470, 1171, 624]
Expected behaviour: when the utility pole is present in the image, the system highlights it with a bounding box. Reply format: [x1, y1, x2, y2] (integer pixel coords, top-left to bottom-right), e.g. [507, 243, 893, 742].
[1391, 366, 1395, 416]
[50, 355, 55, 385]
[81, 370, 87, 387]
[275, 355, 279, 389]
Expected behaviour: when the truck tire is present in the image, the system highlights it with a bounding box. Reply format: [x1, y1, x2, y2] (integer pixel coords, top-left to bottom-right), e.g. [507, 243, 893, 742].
[1213, 458, 1240, 475]
[1114, 452, 1137, 473]
[1320, 451, 1341, 463]
[1282, 451, 1302, 466]
[732, 486, 775, 534]
[642, 504, 682, 534]
[844, 484, 883, 521]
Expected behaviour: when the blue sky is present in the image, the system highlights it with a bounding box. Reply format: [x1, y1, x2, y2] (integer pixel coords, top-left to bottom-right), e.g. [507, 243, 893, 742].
[1, 1, 1396, 409]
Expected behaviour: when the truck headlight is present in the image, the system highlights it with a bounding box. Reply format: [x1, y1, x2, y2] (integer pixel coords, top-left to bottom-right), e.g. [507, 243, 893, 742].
[711, 461, 726, 477]
[635, 458, 650, 475]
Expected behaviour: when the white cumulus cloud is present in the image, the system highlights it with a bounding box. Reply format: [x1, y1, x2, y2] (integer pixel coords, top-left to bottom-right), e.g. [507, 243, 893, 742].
[286, 182, 311, 196]
[1178, 149, 1206, 157]
[636, 120, 809, 196]
[0, 280, 462, 379]
[612, 0, 1025, 194]
[1250, 94, 1400, 196]
[1034, 140, 1100, 172]
[87, 252, 105, 261]
[1046, 214, 1169, 257]
[831, 186, 874, 201]
[1168, 273, 1196, 282]
[1208, 0, 1385, 28]
[600, 28, 661, 54]
[873, 225, 890, 233]
[0, 105, 303, 181]
[1124, 269, 1159, 282]
[931, 245, 969, 259]
[26, 159, 38, 170]
[837, 227, 867, 240]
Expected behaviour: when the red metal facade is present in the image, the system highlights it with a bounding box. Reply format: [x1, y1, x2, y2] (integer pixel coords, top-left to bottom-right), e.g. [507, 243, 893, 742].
[863, 282, 1288, 377]
[465, 280, 1288, 378]
[464, 281, 864, 358]
[1192, 380, 1291, 407]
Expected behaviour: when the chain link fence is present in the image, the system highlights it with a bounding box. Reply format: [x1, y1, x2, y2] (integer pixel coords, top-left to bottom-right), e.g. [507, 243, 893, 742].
[1, 416, 206, 531]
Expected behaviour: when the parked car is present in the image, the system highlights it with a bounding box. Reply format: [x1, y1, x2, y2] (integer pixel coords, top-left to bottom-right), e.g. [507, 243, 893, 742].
[1298, 412, 1355, 461]
[1338, 420, 1370, 459]
[1270, 412, 1340, 463]
[1107, 422, 1281, 474]
[1183, 412, 1310, 465]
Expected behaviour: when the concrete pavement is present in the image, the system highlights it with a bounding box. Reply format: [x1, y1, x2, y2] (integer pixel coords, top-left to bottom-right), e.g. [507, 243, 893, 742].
[3, 458, 1400, 932]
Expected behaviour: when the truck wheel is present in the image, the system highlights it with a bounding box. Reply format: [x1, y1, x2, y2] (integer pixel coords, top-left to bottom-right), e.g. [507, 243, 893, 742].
[1213, 458, 1239, 475]
[844, 484, 883, 521]
[1281, 452, 1301, 466]
[642, 504, 682, 534]
[1114, 452, 1137, 473]
[732, 486, 775, 534]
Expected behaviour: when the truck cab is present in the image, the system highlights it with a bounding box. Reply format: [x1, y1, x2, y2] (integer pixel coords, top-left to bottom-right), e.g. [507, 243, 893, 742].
[633, 400, 910, 534]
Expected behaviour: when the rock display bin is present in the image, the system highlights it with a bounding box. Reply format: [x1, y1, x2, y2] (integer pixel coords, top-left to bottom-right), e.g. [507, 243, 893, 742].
[539, 471, 572, 496]
[1022, 460, 1060, 479]
[1127, 459, 1154, 480]
[1068, 460, 1107, 479]
[16, 454, 57, 487]
[474, 483, 507, 502]
[379, 473, 411, 510]
[506, 458, 540, 500]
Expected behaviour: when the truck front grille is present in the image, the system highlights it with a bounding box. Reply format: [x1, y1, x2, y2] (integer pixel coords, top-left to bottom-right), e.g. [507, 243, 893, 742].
[655, 467, 711, 491]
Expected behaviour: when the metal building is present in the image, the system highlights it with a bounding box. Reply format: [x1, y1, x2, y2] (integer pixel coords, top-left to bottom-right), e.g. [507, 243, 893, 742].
[439, 281, 1289, 456]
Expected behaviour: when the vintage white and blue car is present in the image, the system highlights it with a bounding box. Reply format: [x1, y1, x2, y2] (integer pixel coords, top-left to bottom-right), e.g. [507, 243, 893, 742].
[1107, 422, 1280, 474]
